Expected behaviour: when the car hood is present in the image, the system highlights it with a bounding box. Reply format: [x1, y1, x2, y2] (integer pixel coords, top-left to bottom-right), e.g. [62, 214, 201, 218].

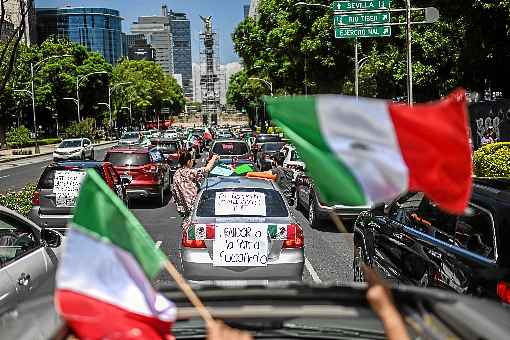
[55, 147, 81, 153]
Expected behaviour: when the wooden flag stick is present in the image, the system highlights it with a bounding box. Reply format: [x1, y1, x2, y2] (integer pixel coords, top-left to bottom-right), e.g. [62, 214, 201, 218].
[163, 260, 214, 324]
[329, 212, 349, 234]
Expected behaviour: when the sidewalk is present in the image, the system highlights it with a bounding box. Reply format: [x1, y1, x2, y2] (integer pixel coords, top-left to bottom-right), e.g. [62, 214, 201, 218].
[0, 140, 117, 164]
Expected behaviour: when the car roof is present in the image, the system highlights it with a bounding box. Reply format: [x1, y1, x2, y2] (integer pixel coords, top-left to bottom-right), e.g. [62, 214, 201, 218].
[61, 138, 84, 141]
[108, 147, 151, 154]
[202, 176, 276, 191]
[47, 161, 103, 169]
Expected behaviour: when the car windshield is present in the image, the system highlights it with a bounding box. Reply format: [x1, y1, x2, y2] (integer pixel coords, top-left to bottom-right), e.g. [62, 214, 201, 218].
[121, 132, 139, 140]
[58, 140, 82, 148]
[105, 152, 149, 166]
[155, 142, 178, 153]
[196, 188, 288, 217]
[256, 135, 280, 143]
[212, 142, 248, 155]
[262, 142, 282, 151]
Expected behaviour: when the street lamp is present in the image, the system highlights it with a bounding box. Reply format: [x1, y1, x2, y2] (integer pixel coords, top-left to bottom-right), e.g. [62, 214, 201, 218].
[107, 82, 132, 133]
[13, 54, 72, 153]
[67, 71, 108, 122]
[248, 77, 273, 96]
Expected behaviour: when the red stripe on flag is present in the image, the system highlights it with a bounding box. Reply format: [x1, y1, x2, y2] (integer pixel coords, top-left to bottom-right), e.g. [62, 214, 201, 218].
[56, 290, 174, 340]
[388, 89, 472, 214]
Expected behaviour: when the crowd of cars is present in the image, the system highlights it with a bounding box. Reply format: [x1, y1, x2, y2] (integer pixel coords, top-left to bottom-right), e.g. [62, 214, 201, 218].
[1, 123, 509, 320]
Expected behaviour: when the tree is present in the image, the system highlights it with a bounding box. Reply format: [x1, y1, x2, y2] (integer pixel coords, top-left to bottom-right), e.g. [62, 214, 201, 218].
[232, 0, 510, 101]
[112, 59, 185, 126]
[227, 70, 268, 128]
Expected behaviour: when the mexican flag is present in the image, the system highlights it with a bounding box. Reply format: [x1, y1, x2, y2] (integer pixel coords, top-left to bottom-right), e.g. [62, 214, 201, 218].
[265, 89, 472, 214]
[55, 170, 175, 339]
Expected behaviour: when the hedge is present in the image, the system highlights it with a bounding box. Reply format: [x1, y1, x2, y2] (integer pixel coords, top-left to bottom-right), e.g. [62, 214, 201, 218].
[473, 142, 510, 178]
[0, 183, 37, 216]
[7, 137, 61, 149]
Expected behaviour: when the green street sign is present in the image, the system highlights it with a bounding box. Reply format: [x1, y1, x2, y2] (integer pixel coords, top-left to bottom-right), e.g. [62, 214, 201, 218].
[331, 0, 391, 11]
[334, 12, 390, 25]
[335, 26, 391, 38]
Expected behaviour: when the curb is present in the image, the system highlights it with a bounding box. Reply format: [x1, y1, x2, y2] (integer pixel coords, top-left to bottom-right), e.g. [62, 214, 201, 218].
[0, 141, 117, 164]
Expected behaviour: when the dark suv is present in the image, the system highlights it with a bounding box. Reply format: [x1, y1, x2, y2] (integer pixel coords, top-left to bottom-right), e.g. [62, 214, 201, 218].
[104, 147, 170, 205]
[28, 161, 128, 231]
[353, 178, 510, 305]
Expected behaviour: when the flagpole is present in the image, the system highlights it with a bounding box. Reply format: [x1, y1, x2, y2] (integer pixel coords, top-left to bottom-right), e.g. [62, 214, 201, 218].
[163, 260, 214, 324]
[328, 212, 349, 234]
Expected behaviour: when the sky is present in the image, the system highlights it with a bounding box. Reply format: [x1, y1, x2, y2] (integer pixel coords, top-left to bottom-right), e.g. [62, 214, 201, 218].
[36, 0, 249, 63]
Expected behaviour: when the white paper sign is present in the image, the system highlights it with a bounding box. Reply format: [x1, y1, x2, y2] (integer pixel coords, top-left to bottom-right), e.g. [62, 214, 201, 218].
[214, 192, 266, 216]
[213, 224, 268, 267]
[53, 171, 86, 207]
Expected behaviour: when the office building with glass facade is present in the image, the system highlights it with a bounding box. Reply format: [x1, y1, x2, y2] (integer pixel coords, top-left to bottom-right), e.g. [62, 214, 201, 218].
[169, 11, 192, 99]
[36, 7, 123, 64]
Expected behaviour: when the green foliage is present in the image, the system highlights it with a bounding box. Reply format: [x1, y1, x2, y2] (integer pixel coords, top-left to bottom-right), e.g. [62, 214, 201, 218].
[112, 59, 185, 119]
[64, 117, 96, 140]
[473, 142, 510, 177]
[232, 0, 510, 100]
[0, 183, 37, 216]
[227, 70, 267, 127]
[6, 125, 31, 148]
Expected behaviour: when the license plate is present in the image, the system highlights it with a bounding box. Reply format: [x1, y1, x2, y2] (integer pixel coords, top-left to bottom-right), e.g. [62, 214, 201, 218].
[56, 194, 78, 207]
[213, 224, 268, 267]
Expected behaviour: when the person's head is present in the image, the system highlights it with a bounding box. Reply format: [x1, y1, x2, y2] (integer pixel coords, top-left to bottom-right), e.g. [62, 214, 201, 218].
[179, 152, 193, 168]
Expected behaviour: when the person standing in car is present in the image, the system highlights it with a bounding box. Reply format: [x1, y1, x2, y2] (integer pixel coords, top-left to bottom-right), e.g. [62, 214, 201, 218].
[171, 152, 219, 219]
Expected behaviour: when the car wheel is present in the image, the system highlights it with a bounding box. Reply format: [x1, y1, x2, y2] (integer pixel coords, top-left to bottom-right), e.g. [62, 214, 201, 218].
[353, 244, 366, 282]
[81, 152, 85, 160]
[157, 183, 165, 207]
[308, 197, 322, 228]
[90, 150, 95, 160]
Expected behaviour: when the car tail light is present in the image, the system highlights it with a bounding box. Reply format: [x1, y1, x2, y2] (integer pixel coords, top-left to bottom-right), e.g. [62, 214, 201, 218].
[283, 224, 304, 248]
[497, 280, 510, 304]
[181, 224, 215, 248]
[32, 191, 40, 205]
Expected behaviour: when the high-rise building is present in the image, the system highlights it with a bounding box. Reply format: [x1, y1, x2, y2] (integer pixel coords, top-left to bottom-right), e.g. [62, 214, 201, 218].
[35, 7, 123, 64]
[4, 0, 36, 44]
[126, 34, 156, 61]
[131, 14, 173, 75]
[243, 5, 250, 19]
[168, 10, 192, 99]
[248, 0, 260, 20]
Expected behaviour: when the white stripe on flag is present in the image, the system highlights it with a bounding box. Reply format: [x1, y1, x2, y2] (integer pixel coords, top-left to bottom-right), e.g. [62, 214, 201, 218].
[316, 95, 409, 203]
[57, 229, 175, 321]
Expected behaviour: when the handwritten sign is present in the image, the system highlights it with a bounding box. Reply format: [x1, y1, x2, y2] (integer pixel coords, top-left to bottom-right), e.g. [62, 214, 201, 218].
[215, 192, 266, 216]
[213, 224, 268, 267]
[53, 170, 86, 207]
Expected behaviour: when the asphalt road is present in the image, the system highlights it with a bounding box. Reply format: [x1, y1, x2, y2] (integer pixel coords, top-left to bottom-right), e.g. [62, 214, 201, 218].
[1, 146, 354, 285]
[0, 144, 115, 193]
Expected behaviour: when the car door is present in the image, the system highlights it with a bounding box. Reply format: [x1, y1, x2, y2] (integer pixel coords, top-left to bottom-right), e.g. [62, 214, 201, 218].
[106, 164, 126, 202]
[149, 149, 168, 187]
[84, 139, 92, 157]
[0, 212, 49, 306]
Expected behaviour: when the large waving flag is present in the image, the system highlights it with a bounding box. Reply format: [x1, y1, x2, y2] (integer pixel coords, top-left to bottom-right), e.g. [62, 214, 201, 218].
[265, 89, 472, 214]
[55, 170, 175, 339]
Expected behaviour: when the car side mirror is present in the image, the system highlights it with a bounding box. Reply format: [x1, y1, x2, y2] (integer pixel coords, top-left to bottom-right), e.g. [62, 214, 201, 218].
[120, 176, 131, 185]
[41, 228, 61, 248]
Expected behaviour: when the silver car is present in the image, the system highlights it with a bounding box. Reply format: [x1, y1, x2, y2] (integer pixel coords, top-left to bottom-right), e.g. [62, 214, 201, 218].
[180, 176, 304, 281]
[0, 206, 63, 315]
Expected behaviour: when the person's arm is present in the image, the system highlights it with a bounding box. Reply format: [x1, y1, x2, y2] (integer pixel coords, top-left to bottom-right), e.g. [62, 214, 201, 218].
[207, 320, 252, 340]
[204, 155, 220, 172]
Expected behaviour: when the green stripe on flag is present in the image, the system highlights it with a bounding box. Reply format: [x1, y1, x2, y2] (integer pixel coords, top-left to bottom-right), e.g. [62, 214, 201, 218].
[72, 170, 167, 279]
[265, 96, 366, 206]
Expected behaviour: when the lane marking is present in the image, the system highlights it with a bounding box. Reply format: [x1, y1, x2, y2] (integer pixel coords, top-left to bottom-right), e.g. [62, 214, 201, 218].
[155, 241, 162, 248]
[0, 175, 10, 179]
[304, 257, 322, 283]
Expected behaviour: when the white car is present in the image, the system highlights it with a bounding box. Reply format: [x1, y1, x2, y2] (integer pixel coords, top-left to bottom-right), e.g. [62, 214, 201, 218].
[280, 144, 306, 172]
[53, 138, 94, 161]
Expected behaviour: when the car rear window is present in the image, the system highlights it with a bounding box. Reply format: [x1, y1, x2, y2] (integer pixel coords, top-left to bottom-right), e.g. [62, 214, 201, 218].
[262, 142, 283, 151]
[255, 135, 280, 143]
[212, 142, 249, 155]
[196, 188, 288, 217]
[155, 142, 178, 153]
[105, 152, 150, 166]
[121, 132, 139, 139]
[38, 167, 101, 190]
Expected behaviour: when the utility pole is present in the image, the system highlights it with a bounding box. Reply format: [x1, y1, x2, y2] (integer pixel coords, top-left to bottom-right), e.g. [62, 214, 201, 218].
[406, 0, 413, 106]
